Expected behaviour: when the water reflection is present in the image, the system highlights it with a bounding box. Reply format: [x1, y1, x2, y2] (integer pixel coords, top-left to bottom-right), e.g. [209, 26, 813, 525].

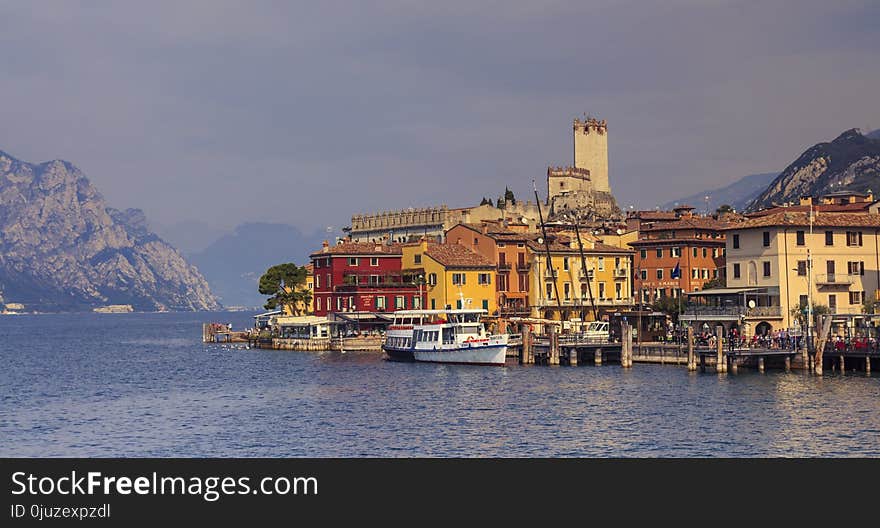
[1, 312, 878, 457]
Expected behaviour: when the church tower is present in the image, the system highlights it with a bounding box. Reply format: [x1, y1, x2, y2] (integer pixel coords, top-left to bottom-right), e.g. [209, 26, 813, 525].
[573, 116, 609, 193]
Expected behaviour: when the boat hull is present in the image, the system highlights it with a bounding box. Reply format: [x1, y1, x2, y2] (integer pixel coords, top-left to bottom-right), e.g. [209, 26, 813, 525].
[413, 343, 507, 366]
[382, 346, 415, 362]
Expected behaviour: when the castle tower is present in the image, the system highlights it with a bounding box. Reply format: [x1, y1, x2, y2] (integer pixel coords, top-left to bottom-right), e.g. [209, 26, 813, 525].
[573, 116, 609, 193]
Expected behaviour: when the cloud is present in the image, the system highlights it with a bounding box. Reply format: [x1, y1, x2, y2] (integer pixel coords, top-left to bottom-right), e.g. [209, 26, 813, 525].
[0, 0, 877, 232]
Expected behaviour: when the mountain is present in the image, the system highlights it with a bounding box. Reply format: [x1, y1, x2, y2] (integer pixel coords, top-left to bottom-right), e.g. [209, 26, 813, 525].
[0, 149, 220, 312]
[189, 223, 328, 308]
[662, 172, 778, 212]
[747, 129, 880, 211]
[867, 129, 880, 140]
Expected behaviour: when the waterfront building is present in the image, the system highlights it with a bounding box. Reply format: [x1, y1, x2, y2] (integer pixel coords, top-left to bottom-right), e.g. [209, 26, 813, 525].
[445, 222, 537, 316]
[527, 232, 634, 322]
[685, 211, 880, 336]
[401, 239, 496, 312]
[629, 205, 727, 305]
[309, 241, 421, 323]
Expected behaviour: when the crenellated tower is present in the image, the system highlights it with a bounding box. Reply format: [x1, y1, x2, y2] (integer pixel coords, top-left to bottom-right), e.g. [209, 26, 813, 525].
[573, 116, 609, 193]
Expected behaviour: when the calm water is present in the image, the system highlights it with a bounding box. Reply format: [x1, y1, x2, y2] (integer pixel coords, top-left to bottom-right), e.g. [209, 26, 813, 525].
[1, 311, 879, 457]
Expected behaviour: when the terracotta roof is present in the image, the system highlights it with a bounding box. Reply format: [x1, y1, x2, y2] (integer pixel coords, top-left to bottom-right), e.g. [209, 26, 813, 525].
[746, 202, 872, 217]
[628, 211, 677, 221]
[304, 263, 314, 273]
[310, 241, 403, 257]
[724, 212, 880, 230]
[641, 216, 729, 232]
[424, 243, 494, 268]
[629, 238, 725, 246]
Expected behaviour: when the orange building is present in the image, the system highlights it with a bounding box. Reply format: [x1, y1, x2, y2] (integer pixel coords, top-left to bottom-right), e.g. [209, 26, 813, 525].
[629, 206, 727, 305]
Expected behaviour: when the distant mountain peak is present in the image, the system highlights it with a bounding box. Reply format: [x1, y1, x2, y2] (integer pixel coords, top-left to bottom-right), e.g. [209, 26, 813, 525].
[0, 148, 220, 312]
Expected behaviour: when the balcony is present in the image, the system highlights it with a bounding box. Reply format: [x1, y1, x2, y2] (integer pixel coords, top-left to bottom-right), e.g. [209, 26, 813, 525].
[579, 270, 595, 280]
[814, 274, 855, 287]
[516, 262, 531, 271]
[497, 262, 512, 271]
[536, 298, 632, 308]
[544, 269, 558, 279]
[681, 305, 783, 320]
[614, 268, 628, 279]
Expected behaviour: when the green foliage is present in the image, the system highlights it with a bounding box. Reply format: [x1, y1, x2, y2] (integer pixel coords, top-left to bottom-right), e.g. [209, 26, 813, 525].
[789, 300, 830, 328]
[651, 295, 684, 321]
[504, 187, 516, 206]
[480, 197, 494, 207]
[701, 275, 726, 290]
[715, 204, 733, 215]
[258, 262, 312, 314]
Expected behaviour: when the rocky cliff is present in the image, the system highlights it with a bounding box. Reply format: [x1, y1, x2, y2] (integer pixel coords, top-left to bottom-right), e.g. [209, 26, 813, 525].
[747, 129, 880, 211]
[0, 150, 221, 312]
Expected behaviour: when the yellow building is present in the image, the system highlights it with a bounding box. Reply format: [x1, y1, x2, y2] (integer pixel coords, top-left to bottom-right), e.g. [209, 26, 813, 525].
[527, 232, 634, 322]
[709, 211, 880, 335]
[283, 263, 315, 316]
[402, 240, 497, 313]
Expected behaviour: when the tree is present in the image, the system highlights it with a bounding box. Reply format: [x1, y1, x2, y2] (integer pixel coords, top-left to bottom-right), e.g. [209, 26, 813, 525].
[716, 204, 734, 215]
[258, 262, 312, 313]
[480, 197, 494, 207]
[701, 275, 726, 290]
[652, 295, 684, 322]
[789, 301, 830, 330]
[504, 187, 516, 206]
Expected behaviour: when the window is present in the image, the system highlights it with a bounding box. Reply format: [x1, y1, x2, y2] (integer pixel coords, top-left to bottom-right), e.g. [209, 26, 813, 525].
[452, 273, 466, 285]
[640, 249, 647, 259]
[315, 275, 321, 288]
[656, 248, 663, 258]
[599, 283, 606, 299]
[307, 282, 313, 290]
[847, 231, 863, 247]
[428, 273, 437, 286]
[414, 254, 422, 264]
[762, 231, 770, 247]
[797, 261, 807, 276]
[713, 248, 719, 258]
[732, 234, 740, 249]
[498, 243, 506, 248]
[519, 273, 529, 292]
[849, 291, 863, 305]
[370, 257, 379, 266]
[564, 282, 571, 300]
[478, 273, 491, 285]
[615, 283, 622, 300]
[702, 248, 708, 258]
[326, 274, 331, 288]
[733, 263, 741, 279]
[497, 274, 508, 291]
[796, 231, 805, 246]
[546, 283, 554, 300]
[640, 269, 647, 280]
[847, 261, 865, 276]
[615, 257, 621, 269]
[692, 247, 698, 258]
[499, 253, 507, 266]
[316, 297, 322, 311]
[828, 294, 837, 311]
[703, 268, 709, 279]
[763, 261, 771, 277]
[517, 252, 526, 266]
[563, 257, 570, 271]
[517, 243, 525, 248]
[482, 299, 489, 310]
[672, 247, 681, 257]
[413, 296, 422, 309]
[395, 296, 405, 309]
[692, 268, 699, 279]
[376, 296, 386, 310]
[431, 299, 436, 310]
[799, 294, 808, 307]
[337, 297, 343, 311]
[825, 231, 834, 246]
[369, 275, 380, 285]
[598, 257, 605, 271]
[314, 259, 321, 269]
[348, 257, 359, 266]
[656, 269, 663, 280]
[712, 269, 718, 279]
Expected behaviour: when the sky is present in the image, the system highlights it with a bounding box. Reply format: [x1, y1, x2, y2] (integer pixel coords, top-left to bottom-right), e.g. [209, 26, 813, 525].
[1, 0, 878, 243]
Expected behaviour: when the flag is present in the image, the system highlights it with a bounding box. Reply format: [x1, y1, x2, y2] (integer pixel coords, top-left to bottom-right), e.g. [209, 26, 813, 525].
[671, 262, 681, 279]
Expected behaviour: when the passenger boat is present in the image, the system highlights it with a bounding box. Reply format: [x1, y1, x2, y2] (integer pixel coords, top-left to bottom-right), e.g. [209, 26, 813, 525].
[382, 309, 508, 366]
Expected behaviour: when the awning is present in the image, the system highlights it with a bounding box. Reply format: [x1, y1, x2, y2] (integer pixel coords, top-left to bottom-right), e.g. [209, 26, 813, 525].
[332, 312, 394, 323]
[686, 287, 766, 296]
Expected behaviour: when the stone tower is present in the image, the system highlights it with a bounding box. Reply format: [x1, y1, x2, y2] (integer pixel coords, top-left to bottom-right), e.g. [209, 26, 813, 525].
[573, 116, 609, 193]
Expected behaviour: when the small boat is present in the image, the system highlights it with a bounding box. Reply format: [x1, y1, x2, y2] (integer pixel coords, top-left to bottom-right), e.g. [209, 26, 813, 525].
[383, 309, 508, 366]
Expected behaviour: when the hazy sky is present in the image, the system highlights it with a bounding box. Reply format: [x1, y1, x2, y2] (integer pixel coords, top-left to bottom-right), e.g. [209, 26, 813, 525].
[1, 0, 878, 238]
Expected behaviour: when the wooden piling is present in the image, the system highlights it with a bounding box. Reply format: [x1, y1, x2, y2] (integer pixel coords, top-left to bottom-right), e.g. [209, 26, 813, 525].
[549, 326, 559, 365]
[521, 325, 532, 365]
[716, 325, 725, 373]
[839, 355, 845, 374]
[595, 347, 603, 366]
[758, 356, 765, 373]
[687, 326, 696, 371]
[813, 315, 832, 375]
[784, 356, 791, 372]
[700, 353, 706, 372]
[570, 347, 578, 366]
[866, 356, 871, 374]
[622, 322, 633, 368]
[730, 355, 738, 373]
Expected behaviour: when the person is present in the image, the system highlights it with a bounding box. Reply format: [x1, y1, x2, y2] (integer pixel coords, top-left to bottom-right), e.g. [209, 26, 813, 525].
[728, 326, 738, 352]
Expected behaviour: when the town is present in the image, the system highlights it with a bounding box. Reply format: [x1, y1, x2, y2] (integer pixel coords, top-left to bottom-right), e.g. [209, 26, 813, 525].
[228, 115, 880, 374]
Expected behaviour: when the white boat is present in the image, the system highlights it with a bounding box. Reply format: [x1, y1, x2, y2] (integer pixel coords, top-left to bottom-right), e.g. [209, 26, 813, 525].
[383, 309, 507, 366]
[382, 310, 429, 361]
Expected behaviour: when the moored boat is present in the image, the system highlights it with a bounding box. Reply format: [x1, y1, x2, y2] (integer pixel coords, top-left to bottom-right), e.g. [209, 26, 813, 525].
[383, 309, 507, 366]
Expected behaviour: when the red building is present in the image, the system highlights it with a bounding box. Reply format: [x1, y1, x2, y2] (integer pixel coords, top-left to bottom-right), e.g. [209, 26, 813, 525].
[309, 240, 423, 320]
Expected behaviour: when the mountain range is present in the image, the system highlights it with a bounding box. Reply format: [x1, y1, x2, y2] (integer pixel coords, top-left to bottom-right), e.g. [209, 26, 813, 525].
[663, 129, 880, 213]
[0, 150, 220, 312]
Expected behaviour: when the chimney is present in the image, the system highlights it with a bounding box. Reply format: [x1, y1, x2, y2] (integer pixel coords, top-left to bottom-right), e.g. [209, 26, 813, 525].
[321, 240, 330, 253]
